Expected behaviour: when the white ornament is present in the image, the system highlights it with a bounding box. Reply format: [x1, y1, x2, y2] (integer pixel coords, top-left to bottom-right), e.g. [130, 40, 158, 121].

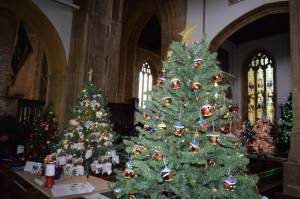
[85, 150, 93, 159]
[96, 111, 103, 118]
[64, 163, 74, 176]
[76, 125, 83, 131]
[90, 100, 99, 108]
[75, 165, 85, 176]
[85, 121, 93, 129]
[69, 119, 79, 126]
[71, 143, 85, 150]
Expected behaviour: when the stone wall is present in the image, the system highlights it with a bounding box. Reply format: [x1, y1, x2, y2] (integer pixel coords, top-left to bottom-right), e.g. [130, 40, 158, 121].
[0, 9, 18, 113]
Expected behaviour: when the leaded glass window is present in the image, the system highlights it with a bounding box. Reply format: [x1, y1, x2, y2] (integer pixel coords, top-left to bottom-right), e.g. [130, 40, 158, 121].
[138, 62, 153, 108]
[247, 52, 275, 124]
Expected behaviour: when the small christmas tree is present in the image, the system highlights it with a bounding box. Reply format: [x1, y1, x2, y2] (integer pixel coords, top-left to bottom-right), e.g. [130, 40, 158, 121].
[250, 119, 274, 156]
[279, 93, 292, 151]
[25, 105, 59, 162]
[53, 79, 119, 176]
[112, 35, 258, 198]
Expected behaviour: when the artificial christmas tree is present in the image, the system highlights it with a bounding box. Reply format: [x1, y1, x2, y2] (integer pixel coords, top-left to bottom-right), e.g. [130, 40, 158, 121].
[52, 80, 119, 176]
[279, 93, 292, 151]
[25, 105, 59, 162]
[112, 39, 258, 198]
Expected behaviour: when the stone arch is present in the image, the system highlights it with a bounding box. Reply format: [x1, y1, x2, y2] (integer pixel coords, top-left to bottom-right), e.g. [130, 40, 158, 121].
[118, 0, 186, 101]
[0, 0, 68, 121]
[210, 1, 288, 51]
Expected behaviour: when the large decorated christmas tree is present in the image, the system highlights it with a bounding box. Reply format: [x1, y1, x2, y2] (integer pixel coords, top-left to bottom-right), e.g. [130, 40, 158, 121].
[279, 93, 292, 151]
[112, 35, 258, 198]
[25, 105, 59, 162]
[53, 78, 119, 176]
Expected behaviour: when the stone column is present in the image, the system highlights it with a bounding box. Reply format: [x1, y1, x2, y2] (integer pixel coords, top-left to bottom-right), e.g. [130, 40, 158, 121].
[0, 9, 18, 112]
[283, 0, 300, 197]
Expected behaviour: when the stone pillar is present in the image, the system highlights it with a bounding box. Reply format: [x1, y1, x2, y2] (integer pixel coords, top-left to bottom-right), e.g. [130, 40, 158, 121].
[283, 0, 300, 197]
[0, 9, 18, 112]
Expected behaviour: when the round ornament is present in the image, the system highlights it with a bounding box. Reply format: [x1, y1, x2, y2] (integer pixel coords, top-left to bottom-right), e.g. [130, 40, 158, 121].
[191, 82, 201, 90]
[229, 106, 239, 113]
[157, 122, 167, 129]
[157, 76, 166, 88]
[206, 132, 220, 145]
[223, 112, 230, 120]
[201, 104, 213, 117]
[129, 193, 137, 199]
[123, 167, 135, 179]
[174, 122, 185, 137]
[163, 97, 172, 107]
[171, 79, 181, 89]
[113, 188, 122, 198]
[161, 166, 173, 181]
[152, 151, 163, 160]
[214, 75, 222, 83]
[193, 56, 203, 69]
[195, 118, 208, 128]
[189, 140, 200, 152]
[220, 125, 230, 134]
[207, 159, 216, 167]
[224, 176, 237, 192]
[144, 113, 151, 121]
[133, 145, 146, 154]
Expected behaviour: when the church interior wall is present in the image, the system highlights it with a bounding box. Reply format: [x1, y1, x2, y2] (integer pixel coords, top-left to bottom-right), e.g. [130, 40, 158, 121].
[186, 0, 286, 43]
[32, 0, 74, 56]
[226, 33, 291, 120]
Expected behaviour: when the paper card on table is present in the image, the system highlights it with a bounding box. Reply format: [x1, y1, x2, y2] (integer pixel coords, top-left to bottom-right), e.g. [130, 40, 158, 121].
[51, 182, 95, 197]
[83, 193, 110, 199]
[24, 161, 42, 172]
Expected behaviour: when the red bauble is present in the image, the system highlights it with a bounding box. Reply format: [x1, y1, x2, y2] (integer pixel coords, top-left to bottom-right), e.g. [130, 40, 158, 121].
[193, 56, 203, 69]
[171, 79, 181, 89]
[214, 75, 222, 83]
[201, 104, 213, 117]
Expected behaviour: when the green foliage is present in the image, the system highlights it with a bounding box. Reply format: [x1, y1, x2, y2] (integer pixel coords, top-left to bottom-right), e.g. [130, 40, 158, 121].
[25, 105, 59, 162]
[112, 40, 258, 198]
[280, 93, 292, 151]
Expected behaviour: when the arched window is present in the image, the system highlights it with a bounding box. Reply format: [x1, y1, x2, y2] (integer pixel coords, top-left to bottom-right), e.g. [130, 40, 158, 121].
[246, 51, 275, 124]
[138, 62, 153, 107]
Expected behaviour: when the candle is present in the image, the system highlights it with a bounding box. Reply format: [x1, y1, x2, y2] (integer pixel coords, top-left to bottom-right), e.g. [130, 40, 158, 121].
[45, 164, 55, 176]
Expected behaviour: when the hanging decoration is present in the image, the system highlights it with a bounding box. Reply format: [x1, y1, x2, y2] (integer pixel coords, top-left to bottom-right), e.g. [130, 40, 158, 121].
[191, 82, 201, 90]
[144, 113, 151, 121]
[195, 118, 208, 128]
[152, 151, 163, 160]
[214, 75, 222, 83]
[157, 122, 167, 130]
[201, 104, 213, 117]
[171, 79, 181, 89]
[193, 55, 203, 69]
[224, 176, 237, 192]
[157, 76, 166, 88]
[133, 146, 147, 155]
[163, 97, 172, 107]
[189, 140, 200, 152]
[174, 122, 185, 137]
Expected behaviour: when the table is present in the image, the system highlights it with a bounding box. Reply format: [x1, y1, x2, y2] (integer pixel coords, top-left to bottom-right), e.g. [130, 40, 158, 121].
[0, 162, 115, 199]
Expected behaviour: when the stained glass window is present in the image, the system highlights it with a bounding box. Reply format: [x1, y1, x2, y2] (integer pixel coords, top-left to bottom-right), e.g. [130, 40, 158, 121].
[138, 62, 153, 108]
[246, 52, 275, 124]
